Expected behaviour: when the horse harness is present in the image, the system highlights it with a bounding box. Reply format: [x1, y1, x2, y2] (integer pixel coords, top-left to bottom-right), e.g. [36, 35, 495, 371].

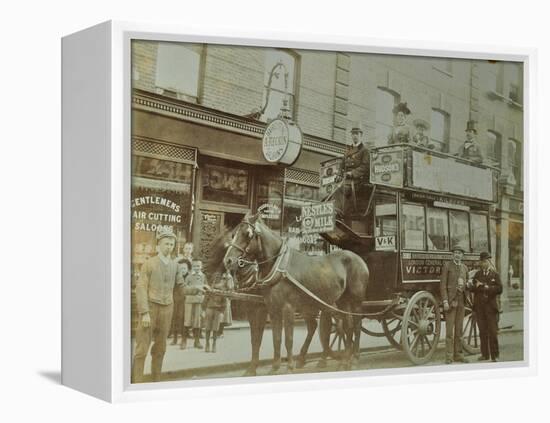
[226, 220, 366, 318]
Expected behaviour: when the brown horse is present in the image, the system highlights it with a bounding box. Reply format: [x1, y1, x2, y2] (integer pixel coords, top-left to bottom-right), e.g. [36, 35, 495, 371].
[204, 228, 269, 376]
[223, 212, 369, 373]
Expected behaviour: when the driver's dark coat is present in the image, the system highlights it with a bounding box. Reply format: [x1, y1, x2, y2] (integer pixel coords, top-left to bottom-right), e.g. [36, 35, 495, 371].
[343, 143, 369, 181]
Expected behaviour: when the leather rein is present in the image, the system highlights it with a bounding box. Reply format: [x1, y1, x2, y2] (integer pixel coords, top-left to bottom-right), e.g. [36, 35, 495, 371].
[225, 220, 366, 318]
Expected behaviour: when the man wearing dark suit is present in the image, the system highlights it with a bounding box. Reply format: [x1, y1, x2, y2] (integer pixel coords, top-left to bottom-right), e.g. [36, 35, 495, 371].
[471, 252, 503, 362]
[440, 245, 469, 364]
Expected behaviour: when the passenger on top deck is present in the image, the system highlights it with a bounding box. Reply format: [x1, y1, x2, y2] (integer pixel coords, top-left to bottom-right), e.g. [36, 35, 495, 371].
[412, 118, 435, 149]
[387, 102, 412, 145]
[456, 120, 484, 163]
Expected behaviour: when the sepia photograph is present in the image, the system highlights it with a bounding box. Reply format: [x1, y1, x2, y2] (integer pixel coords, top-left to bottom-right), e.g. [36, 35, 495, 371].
[129, 40, 525, 384]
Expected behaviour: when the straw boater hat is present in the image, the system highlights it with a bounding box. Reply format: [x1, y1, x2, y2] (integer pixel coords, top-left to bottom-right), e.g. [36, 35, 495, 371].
[156, 227, 176, 242]
[465, 120, 478, 134]
[393, 102, 411, 115]
[413, 118, 430, 130]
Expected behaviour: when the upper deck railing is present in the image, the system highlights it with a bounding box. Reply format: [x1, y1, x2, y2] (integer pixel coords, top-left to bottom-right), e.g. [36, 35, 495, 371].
[369, 144, 500, 204]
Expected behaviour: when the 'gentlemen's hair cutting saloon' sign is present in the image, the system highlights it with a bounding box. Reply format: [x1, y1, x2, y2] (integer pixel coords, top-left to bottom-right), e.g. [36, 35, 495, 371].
[262, 118, 303, 165]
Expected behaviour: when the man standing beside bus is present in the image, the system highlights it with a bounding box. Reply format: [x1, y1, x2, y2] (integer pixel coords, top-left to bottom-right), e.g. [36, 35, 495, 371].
[440, 246, 469, 364]
[471, 252, 503, 362]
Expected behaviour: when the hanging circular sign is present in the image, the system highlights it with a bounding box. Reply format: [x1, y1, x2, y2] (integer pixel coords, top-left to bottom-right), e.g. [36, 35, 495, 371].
[262, 118, 303, 166]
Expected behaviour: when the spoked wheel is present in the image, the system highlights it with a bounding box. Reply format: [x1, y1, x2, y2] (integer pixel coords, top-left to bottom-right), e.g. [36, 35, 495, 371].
[381, 307, 404, 350]
[401, 291, 441, 365]
[329, 316, 345, 352]
[462, 293, 481, 355]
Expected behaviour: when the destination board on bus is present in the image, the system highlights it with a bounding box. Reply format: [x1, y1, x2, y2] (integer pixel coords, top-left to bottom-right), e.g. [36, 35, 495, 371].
[411, 151, 495, 202]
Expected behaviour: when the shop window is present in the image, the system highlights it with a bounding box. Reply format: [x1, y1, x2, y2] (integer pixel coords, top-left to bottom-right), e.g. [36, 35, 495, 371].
[376, 87, 399, 146]
[282, 182, 326, 255]
[470, 213, 489, 253]
[427, 207, 449, 251]
[449, 210, 470, 252]
[402, 204, 426, 250]
[430, 109, 450, 153]
[256, 171, 284, 232]
[155, 42, 201, 100]
[260, 49, 298, 122]
[131, 156, 194, 261]
[375, 198, 397, 237]
[201, 162, 249, 206]
[491, 62, 504, 95]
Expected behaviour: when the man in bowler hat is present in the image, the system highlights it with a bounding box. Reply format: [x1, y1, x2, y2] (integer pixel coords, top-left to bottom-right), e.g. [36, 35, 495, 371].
[132, 229, 206, 383]
[440, 245, 470, 364]
[457, 120, 483, 163]
[470, 252, 503, 362]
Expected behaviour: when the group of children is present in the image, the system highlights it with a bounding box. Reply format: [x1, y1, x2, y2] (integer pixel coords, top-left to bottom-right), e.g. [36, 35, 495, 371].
[173, 256, 234, 354]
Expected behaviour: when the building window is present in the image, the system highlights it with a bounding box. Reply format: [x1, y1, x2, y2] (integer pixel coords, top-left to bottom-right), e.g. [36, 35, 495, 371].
[486, 131, 502, 166]
[376, 88, 399, 146]
[427, 207, 449, 251]
[433, 58, 453, 76]
[430, 109, 450, 153]
[155, 42, 201, 100]
[489, 62, 504, 95]
[508, 139, 521, 186]
[402, 203, 426, 250]
[260, 49, 298, 123]
[508, 63, 522, 104]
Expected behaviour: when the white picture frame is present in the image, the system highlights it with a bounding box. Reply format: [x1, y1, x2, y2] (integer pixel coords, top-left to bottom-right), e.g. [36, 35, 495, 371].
[61, 20, 537, 403]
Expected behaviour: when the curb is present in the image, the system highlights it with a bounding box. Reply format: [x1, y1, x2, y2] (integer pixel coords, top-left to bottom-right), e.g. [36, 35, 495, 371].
[153, 326, 522, 382]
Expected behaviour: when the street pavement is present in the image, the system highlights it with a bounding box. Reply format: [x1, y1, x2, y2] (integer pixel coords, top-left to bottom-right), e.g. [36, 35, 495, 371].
[136, 309, 524, 381]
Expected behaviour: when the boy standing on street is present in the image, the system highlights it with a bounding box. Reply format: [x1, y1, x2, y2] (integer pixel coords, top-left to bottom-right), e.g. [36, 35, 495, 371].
[182, 259, 208, 349]
[132, 229, 205, 383]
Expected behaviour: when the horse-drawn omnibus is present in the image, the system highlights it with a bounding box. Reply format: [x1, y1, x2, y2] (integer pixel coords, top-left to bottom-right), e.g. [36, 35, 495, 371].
[320, 143, 500, 364]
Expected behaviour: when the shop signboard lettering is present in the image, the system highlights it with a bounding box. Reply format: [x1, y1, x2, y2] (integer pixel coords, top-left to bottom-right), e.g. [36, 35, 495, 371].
[258, 203, 281, 220]
[202, 164, 249, 205]
[370, 148, 404, 188]
[319, 158, 343, 199]
[301, 201, 335, 234]
[262, 118, 303, 165]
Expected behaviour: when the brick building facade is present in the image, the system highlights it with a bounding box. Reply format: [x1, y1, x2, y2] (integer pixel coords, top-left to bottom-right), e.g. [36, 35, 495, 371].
[131, 40, 523, 311]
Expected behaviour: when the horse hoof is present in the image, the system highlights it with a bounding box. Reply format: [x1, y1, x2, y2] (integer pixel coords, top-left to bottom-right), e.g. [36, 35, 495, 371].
[295, 358, 306, 369]
[268, 366, 280, 375]
[317, 359, 327, 369]
[243, 368, 257, 377]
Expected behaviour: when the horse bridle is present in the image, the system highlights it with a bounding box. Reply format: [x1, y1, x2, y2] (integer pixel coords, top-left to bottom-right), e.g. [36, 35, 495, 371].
[224, 220, 260, 269]
[224, 219, 285, 270]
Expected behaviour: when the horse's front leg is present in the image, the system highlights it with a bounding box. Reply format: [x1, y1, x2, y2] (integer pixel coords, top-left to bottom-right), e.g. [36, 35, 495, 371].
[244, 305, 267, 377]
[296, 310, 318, 369]
[283, 303, 295, 372]
[269, 310, 283, 374]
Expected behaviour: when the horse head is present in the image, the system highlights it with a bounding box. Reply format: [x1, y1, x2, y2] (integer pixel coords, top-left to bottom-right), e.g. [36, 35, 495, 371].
[223, 212, 264, 271]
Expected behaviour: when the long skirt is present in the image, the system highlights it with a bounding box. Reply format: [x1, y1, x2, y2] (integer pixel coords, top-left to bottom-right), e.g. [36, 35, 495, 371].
[221, 299, 232, 327]
[184, 303, 202, 329]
